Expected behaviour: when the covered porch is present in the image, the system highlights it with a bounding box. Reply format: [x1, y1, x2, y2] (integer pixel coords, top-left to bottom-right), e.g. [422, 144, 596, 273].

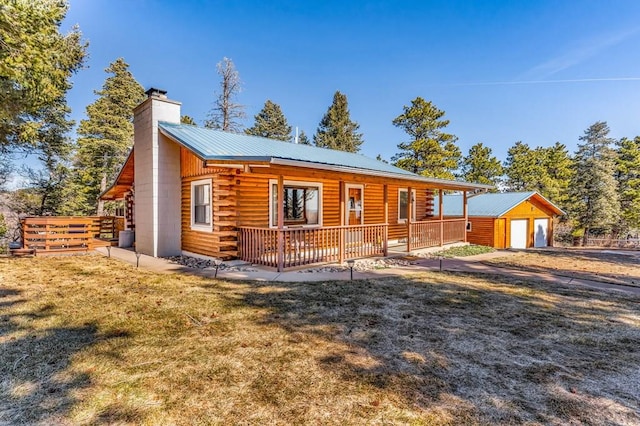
[238, 176, 470, 271]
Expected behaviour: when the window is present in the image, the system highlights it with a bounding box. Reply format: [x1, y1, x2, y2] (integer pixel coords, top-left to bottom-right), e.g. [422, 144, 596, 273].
[398, 188, 417, 222]
[270, 180, 322, 227]
[191, 179, 212, 231]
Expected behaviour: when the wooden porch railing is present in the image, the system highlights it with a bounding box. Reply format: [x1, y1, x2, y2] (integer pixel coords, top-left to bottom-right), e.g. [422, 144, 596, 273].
[21, 216, 120, 254]
[409, 218, 466, 250]
[239, 224, 388, 271]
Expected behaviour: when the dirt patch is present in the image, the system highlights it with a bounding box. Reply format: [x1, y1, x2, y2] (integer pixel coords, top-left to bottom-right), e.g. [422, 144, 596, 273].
[484, 248, 640, 287]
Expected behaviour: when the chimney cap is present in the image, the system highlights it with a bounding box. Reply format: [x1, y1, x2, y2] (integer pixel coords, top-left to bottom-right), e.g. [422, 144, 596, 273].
[145, 87, 168, 98]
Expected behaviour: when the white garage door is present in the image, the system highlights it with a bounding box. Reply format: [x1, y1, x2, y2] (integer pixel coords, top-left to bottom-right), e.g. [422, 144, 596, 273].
[534, 218, 549, 247]
[510, 219, 528, 249]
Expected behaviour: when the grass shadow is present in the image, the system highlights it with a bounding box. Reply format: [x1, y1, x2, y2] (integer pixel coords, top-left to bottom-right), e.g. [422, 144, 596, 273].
[222, 270, 640, 424]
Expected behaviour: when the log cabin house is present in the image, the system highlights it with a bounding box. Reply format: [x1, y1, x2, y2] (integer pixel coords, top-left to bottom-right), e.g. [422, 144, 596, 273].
[101, 89, 492, 271]
[435, 192, 564, 249]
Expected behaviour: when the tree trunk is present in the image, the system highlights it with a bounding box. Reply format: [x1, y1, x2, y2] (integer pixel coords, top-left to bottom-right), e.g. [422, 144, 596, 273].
[97, 173, 106, 216]
[582, 227, 589, 247]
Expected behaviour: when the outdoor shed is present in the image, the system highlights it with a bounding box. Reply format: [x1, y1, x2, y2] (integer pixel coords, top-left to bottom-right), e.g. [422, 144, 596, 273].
[437, 192, 564, 249]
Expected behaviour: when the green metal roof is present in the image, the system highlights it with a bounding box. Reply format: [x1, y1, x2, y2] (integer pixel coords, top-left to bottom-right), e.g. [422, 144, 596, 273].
[435, 191, 565, 217]
[158, 122, 493, 190]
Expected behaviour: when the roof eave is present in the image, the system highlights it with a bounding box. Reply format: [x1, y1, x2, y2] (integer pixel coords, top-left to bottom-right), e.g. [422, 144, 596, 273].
[268, 158, 493, 190]
[99, 148, 134, 200]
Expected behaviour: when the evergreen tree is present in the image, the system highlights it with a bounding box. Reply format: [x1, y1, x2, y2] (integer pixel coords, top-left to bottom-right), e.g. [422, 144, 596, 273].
[615, 136, 640, 233]
[204, 57, 245, 132]
[314, 91, 363, 152]
[376, 154, 389, 164]
[540, 142, 573, 207]
[73, 58, 145, 214]
[391, 97, 460, 179]
[181, 115, 196, 125]
[245, 100, 292, 141]
[459, 142, 503, 189]
[0, 0, 85, 153]
[504, 141, 573, 207]
[570, 121, 620, 243]
[297, 130, 311, 145]
[20, 97, 75, 215]
[503, 141, 543, 191]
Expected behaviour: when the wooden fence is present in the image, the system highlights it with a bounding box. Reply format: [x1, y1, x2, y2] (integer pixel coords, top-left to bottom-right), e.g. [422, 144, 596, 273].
[582, 237, 640, 249]
[409, 219, 466, 250]
[239, 224, 388, 270]
[20, 216, 121, 254]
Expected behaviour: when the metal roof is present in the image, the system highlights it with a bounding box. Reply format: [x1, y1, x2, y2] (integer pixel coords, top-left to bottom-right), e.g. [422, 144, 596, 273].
[435, 191, 565, 217]
[158, 122, 493, 190]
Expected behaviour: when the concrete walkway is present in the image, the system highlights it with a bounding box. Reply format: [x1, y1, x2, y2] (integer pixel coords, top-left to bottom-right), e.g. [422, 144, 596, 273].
[95, 247, 640, 296]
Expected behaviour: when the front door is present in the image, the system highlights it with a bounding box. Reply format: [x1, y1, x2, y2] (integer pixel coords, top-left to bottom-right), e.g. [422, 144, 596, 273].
[346, 185, 363, 225]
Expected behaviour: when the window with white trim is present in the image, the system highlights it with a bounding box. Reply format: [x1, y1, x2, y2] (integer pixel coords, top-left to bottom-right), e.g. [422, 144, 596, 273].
[398, 188, 417, 222]
[191, 179, 212, 231]
[270, 180, 322, 227]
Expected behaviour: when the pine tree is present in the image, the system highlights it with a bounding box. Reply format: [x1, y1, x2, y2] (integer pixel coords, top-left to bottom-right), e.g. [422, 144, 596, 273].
[297, 130, 311, 145]
[73, 58, 145, 214]
[540, 142, 573, 207]
[204, 57, 245, 132]
[570, 121, 620, 243]
[245, 100, 292, 141]
[503, 142, 543, 191]
[615, 136, 640, 233]
[459, 142, 503, 189]
[181, 115, 196, 125]
[391, 97, 460, 179]
[21, 97, 75, 215]
[314, 91, 363, 152]
[0, 0, 85, 153]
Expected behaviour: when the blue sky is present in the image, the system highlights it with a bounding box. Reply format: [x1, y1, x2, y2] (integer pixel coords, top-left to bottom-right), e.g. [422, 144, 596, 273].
[63, 0, 640, 164]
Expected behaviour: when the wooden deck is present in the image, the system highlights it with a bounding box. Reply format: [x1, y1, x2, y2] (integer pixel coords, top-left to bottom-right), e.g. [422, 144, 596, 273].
[17, 216, 122, 255]
[239, 219, 466, 271]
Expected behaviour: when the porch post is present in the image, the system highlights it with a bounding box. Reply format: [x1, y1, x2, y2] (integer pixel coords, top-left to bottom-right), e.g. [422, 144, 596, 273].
[463, 190, 468, 243]
[277, 175, 284, 272]
[339, 180, 345, 263]
[406, 186, 413, 252]
[439, 189, 444, 246]
[383, 184, 388, 256]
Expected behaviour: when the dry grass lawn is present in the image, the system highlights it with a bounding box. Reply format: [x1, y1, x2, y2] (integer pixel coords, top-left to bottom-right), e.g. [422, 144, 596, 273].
[484, 248, 640, 287]
[1, 254, 639, 425]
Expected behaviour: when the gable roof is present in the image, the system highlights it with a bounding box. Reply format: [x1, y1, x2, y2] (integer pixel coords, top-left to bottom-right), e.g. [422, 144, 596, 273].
[435, 191, 565, 217]
[158, 122, 493, 191]
[100, 148, 134, 200]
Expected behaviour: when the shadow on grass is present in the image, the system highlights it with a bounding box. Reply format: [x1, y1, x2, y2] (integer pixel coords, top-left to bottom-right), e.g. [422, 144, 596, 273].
[0, 289, 132, 425]
[218, 270, 640, 424]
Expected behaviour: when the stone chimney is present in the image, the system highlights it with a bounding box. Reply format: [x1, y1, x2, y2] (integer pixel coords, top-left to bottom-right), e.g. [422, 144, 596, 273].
[133, 89, 182, 257]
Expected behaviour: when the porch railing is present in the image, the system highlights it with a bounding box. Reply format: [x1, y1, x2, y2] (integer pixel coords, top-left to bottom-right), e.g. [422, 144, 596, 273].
[20, 216, 120, 253]
[239, 224, 388, 271]
[409, 218, 466, 250]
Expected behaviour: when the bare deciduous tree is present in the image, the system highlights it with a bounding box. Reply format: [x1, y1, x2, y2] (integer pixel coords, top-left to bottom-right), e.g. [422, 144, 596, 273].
[204, 57, 245, 132]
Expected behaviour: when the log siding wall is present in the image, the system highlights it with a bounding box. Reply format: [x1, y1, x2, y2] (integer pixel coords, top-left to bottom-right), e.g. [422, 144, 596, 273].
[180, 150, 449, 259]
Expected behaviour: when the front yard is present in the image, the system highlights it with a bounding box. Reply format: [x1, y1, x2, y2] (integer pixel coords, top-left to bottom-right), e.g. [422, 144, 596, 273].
[484, 248, 640, 287]
[1, 254, 639, 425]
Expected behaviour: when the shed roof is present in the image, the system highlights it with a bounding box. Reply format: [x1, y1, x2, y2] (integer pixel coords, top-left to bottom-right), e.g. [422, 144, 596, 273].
[435, 191, 565, 217]
[158, 122, 493, 191]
